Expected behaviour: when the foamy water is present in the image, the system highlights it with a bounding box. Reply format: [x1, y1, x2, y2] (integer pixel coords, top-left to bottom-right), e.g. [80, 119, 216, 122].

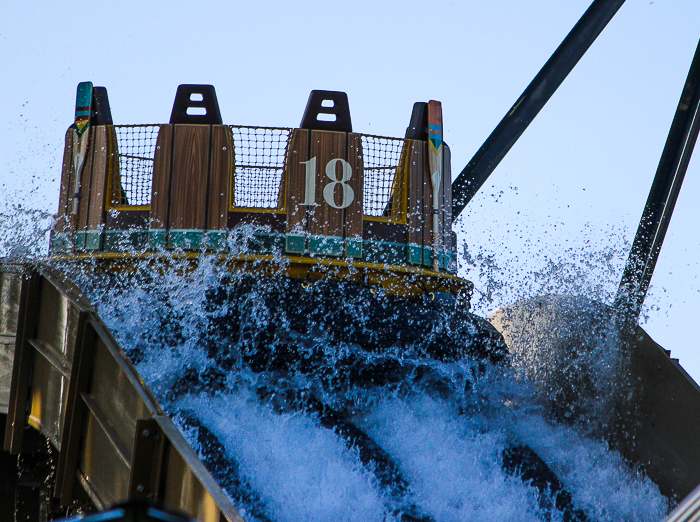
[65, 254, 668, 522]
[0, 203, 670, 522]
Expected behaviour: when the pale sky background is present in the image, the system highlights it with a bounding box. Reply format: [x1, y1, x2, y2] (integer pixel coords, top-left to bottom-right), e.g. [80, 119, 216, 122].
[1, 1, 700, 378]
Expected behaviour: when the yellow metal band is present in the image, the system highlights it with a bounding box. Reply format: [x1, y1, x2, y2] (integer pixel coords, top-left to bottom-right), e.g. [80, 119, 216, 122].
[50, 252, 470, 298]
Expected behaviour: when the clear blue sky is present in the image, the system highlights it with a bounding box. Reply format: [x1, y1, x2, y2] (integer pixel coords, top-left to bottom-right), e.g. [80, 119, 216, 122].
[2, 1, 700, 377]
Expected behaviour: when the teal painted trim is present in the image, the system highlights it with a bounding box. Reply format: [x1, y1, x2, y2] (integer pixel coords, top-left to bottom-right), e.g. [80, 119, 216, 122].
[422, 247, 434, 267]
[103, 230, 149, 252]
[285, 234, 306, 254]
[364, 241, 406, 265]
[75, 82, 93, 110]
[50, 233, 72, 254]
[231, 231, 284, 255]
[309, 235, 344, 256]
[203, 231, 229, 250]
[346, 238, 363, 258]
[50, 228, 459, 275]
[253, 231, 285, 254]
[168, 230, 208, 250]
[74, 231, 87, 250]
[85, 231, 103, 251]
[444, 251, 457, 274]
[408, 244, 422, 265]
[148, 230, 167, 249]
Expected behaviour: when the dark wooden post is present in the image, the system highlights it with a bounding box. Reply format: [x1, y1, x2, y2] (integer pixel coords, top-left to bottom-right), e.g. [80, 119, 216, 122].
[150, 124, 233, 250]
[284, 129, 364, 257]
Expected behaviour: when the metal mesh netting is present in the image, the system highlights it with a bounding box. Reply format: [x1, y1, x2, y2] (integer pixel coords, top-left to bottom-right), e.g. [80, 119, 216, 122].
[231, 126, 291, 209]
[111, 126, 408, 216]
[113, 125, 159, 206]
[360, 135, 406, 217]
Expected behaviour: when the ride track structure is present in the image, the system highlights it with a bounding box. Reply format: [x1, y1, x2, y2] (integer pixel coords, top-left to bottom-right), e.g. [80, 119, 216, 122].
[0, 263, 242, 522]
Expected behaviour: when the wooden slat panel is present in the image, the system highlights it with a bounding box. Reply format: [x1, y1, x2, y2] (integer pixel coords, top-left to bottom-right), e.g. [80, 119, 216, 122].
[3, 266, 244, 521]
[55, 129, 76, 235]
[66, 131, 83, 234]
[27, 354, 66, 448]
[35, 279, 69, 358]
[309, 130, 346, 255]
[229, 211, 285, 233]
[150, 125, 174, 229]
[345, 133, 364, 257]
[87, 126, 109, 230]
[80, 405, 131, 505]
[87, 337, 150, 465]
[55, 313, 95, 504]
[284, 129, 310, 252]
[4, 273, 40, 453]
[407, 140, 425, 264]
[207, 126, 233, 230]
[170, 125, 211, 230]
[108, 126, 124, 207]
[76, 131, 95, 233]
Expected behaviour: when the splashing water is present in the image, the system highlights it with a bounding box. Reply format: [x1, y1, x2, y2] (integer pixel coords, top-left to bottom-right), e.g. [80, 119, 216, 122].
[0, 202, 53, 260]
[0, 195, 669, 521]
[51, 240, 668, 522]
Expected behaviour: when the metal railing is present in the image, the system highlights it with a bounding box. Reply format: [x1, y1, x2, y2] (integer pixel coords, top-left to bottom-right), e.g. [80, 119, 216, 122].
[110, 125, 408, 218]
[113, 125, 160, 207]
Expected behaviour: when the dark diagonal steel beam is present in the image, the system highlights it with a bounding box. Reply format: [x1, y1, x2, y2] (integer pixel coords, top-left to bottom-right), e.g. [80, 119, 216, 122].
[615, 38, 700, 321]
[452, 0, 626, 218]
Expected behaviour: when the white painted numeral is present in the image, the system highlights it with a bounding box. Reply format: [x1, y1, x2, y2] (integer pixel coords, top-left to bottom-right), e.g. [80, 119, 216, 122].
[299, 157, 355, 209]
[323, 158, 354, 209]
[301, 157, 317, 206]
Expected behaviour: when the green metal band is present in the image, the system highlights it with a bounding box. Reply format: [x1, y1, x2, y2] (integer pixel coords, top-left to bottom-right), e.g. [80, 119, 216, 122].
[50, 230, 457, 273]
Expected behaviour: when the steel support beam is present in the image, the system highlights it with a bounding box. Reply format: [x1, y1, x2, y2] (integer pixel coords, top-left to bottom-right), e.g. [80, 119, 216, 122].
[452, 0, 626, 218]
[615, 38, 700, 320]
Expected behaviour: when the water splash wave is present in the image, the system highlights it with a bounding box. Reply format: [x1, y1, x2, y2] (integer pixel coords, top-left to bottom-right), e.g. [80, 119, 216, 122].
[57, 247, 669, 522]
